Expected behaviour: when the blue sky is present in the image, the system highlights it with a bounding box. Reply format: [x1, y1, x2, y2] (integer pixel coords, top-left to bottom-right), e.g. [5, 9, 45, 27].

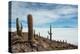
[9, 1, 78, 28]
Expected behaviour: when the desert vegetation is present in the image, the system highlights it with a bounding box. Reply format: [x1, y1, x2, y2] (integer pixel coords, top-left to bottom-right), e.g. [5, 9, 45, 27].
[9, 14, 78, 53]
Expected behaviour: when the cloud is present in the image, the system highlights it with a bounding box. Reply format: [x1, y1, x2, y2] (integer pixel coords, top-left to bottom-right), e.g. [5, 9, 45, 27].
[10, 1, 78, 28]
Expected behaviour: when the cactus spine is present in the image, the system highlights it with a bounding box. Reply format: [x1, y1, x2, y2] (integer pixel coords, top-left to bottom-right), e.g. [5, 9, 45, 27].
[48, 25, 52, 41]
[16, 18, 22, 36]
[27, 14, 34, 43]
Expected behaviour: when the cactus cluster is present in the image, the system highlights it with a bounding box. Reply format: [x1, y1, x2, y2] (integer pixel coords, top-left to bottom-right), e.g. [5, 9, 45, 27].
[48, 25, 52, 41]
[16, 15, 53, 43]
[16, 18, 23, 36]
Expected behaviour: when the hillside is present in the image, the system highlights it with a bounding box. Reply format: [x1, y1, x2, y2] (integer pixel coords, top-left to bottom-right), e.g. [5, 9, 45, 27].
[9, 32, 78, 53]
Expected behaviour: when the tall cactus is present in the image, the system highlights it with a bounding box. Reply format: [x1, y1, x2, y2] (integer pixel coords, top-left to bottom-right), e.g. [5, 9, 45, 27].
[48, 25, 52, 41]
[27, 14, 34, 42]
[16, 18, 22, 36]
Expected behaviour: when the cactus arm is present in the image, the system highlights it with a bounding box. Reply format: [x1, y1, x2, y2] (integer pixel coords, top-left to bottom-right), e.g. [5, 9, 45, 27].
[21, 22, 23, 32]
[16, 18, 22, 36]
[34, 30, 35, 38]
[16, 18, 20, 35]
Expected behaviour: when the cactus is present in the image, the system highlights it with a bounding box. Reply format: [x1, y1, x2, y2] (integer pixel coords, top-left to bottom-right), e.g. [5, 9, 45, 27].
[63, 40, 64, 43]
[48, 25, 52, 41]
[34, 30, 35, 39]
[20, 22, 23, 33]
[27, 14, 34, 43]
[60, 40, 61, 42]
[20, 22, 23, 36]
[16, 18, 22, 36]
[47, 35, 49, 39]
[16, 18, 19, 34]
[39, 32, 40, 37]
[65, 40, 67, 43]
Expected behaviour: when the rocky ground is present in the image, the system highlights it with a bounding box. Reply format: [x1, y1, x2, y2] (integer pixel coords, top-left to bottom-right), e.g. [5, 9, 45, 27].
[9, 32, 78, 53]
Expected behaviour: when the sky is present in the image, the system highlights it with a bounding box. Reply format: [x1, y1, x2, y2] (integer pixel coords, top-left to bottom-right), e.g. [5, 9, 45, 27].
[9, 1, 78, 28]
[9, 1, 78, 45]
